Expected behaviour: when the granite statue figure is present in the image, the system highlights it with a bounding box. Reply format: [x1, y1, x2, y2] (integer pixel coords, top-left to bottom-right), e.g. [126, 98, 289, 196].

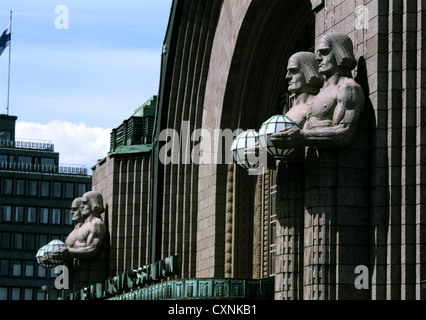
[271, 32, 365, 149]
[284, 51, 324, 128]
[244, 51, 323, 159]
[51, 191, 106, 260]
[64, 197, 84, 249]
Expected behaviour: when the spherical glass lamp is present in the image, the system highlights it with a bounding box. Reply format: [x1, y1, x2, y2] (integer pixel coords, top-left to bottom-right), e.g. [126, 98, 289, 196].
[44, 239, 66, 266]
[36, 239, 66, 269]
[230, 130, 259, 170]
[258, 115, 296, 158]
[36, 245, 56, 269]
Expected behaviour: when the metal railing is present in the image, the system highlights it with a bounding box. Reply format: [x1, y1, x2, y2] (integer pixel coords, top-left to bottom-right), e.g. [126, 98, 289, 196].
[58, 164, 88, 175]
[0, 138, 54, 151]
[0, 161, 88, 175]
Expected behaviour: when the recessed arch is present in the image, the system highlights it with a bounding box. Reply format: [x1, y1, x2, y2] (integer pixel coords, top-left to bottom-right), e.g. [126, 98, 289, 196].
[197, 0, 315, 277]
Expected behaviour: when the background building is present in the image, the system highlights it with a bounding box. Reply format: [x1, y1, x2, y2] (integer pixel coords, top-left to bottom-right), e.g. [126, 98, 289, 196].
[0, 114, 92, 300]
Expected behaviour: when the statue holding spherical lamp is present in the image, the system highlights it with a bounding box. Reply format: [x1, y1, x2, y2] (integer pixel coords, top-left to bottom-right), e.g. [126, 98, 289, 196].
[36, 190, 108, 292]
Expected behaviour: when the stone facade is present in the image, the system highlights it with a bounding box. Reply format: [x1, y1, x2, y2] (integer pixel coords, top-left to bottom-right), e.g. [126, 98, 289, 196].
[91, 0, 426, 300]
[92, 151, 151, 276]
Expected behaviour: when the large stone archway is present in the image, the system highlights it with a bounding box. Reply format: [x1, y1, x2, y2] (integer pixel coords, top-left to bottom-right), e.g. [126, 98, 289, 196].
[196, 0, 315, 278]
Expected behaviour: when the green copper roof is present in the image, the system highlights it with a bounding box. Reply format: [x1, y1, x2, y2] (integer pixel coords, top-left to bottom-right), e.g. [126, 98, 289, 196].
[109, 144, 152, 155]
[110, 96, 157, 153]
[133, 96, 157, 117]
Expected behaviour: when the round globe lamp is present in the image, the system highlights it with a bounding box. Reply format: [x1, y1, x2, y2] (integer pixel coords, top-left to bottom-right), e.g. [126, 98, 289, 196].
[258, 115, 296, 158]
[230, 130, 260, 170]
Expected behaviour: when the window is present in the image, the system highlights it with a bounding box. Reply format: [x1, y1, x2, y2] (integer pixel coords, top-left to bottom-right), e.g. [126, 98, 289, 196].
[2, 205, 11, 222]
[41, 158, 55, 172]
[40, 208, 49, 224]
[64, 210, 72, 225]
[50, 268, 57, 278]
[37, 265, 46, 278]
[77, 183, 87, 196]
[14, 206, 24, 223]
[18, 157, 32, 170]
[26, 234, 36, 250]
[36, 288, 45, 300]
[25, 261, 34, 277]
[41, 157, 55, 165]
[65, 183, 74, 198]
[1, 232, 11, 249]
[49, 290, 58, 300]
[0, 288, 7, 300]
[11, 288, 20, 300]
[24, 288, 33, 300]
[3, 178, 12, 195]
[12, 261, 21, 277]
[0, 260, 9, 276]
[28, 180, 37, 196]
[14, 233, 23, 250]
[38, 234, 48, 248]
[16, 179, 25, 195]
[41, 181, 49, 197]
[52, 209, 61, 225]
[18, 156, 32, 164]
[0, 156, 7, 170]
[27, 207, 37, 224]
[53, 182, 62, 198]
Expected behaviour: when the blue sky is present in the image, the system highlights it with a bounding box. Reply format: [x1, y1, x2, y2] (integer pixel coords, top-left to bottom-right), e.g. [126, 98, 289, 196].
[0, 1, 172, 171]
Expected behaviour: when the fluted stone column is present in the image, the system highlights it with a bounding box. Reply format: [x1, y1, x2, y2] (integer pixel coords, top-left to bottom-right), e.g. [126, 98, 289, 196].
[275, 162, 305, 300]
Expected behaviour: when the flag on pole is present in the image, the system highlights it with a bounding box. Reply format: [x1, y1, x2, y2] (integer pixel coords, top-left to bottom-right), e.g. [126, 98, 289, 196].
[0, 23, 11, 56]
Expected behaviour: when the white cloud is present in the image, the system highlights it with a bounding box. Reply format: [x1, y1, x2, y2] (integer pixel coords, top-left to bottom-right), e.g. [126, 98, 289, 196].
[15, 121, 110, 173]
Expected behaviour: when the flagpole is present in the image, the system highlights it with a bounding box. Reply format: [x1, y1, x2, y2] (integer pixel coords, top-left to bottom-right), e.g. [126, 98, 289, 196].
[6, 10, 11, 115]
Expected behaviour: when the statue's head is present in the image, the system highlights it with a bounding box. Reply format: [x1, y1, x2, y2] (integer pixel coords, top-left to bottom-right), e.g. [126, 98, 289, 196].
[316, 32, 357, 77]
[80, 191, 105, 218]
[71, 197, 83, 222]
[286, 51, 323, 95]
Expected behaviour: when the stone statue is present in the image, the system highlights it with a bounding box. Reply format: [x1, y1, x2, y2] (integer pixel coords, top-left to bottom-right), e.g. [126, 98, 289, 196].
[270, 33, 369, 300]
[64, 197, 84, 249]
[264, 52, 324, 299]
[52, 191, 106, 260]
[244, 51, 323, 161]
[271, 32, 365, 149]
[284, 51, 324, 128]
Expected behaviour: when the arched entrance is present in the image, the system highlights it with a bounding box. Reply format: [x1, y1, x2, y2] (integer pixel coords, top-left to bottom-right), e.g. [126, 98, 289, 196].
[197, 0, 315, 281]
